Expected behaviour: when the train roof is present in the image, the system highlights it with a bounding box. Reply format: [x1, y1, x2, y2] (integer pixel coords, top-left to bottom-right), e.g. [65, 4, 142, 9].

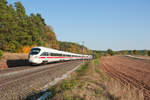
[32, 46, 92, 57]
[32, 46, 84, 56]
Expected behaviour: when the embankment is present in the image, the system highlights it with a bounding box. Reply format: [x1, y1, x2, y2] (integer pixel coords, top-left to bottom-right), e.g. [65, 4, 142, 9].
[0, 53, 28, 69]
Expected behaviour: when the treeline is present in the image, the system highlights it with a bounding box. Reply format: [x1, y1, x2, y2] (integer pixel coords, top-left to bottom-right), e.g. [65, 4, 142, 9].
[0, 0, 90, 55]
[94, 49, 150, 58]
[58, 41, 90, 54]
[117, 50, 150, 56]
[0, 0, 59, 52]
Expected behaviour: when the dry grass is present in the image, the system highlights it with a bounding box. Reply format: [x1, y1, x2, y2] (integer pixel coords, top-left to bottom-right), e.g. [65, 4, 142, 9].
[47, 59, 144, 100]
[2, 52, 28, 60]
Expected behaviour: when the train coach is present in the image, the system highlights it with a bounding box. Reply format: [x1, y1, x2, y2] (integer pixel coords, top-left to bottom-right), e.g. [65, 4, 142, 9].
[28, 46, 92, 65]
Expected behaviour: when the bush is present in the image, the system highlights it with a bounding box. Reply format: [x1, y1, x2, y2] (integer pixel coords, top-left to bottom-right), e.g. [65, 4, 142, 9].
[107, 49, 114, 56]
[148, 51, 150, 56]
[0, 50, 3, 58]
[143, 50, 148, 56]
[133, 50, 137, 55]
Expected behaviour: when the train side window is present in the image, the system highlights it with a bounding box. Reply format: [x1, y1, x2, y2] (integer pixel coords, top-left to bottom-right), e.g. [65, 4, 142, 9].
[46, 52, 48, 56]
[55, 53, 57, 56]
[57, 54, 60, 56]
[48, 53, 51, 56]
[66, 55, 69, 57]
[51, 53, 62, 56]
[52, 53, 54, 56]
[40, 52, 48, 56]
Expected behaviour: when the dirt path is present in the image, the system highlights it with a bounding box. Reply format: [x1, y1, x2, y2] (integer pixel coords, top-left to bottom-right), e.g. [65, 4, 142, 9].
[0, 61, 82, 100]
[100, 56, 150, 100]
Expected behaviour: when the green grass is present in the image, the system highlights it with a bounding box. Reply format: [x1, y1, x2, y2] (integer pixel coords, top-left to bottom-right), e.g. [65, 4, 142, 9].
[47, 62, 90, 100]
[76, 62, 89, 77]
[94, 59, 99, 65]
[0, 50, 3, 58]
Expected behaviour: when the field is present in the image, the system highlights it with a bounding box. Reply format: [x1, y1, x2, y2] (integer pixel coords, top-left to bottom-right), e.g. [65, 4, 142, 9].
[101, 56, 150, 100]
[48, 57, 145, 100]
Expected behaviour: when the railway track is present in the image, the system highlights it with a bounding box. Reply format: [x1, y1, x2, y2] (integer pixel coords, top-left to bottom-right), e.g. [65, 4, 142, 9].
[100, 56, 150, 100]
[0, 60, 82, 100]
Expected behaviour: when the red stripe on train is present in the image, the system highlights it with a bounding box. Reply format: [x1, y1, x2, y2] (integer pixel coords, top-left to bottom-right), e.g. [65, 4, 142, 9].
[39, 57, 85, 59]
[47, 57, 65, 58]
[40, 57, 46, 58]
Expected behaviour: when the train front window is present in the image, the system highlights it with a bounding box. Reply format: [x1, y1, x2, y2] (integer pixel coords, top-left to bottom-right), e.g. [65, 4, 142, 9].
[30, 48, 41, 55]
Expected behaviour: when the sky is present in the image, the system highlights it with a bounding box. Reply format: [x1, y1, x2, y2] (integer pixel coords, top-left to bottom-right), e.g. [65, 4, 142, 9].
[7, 0, 150, 50]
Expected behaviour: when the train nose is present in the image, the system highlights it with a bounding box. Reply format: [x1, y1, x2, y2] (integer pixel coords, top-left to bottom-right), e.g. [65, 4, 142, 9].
[28, 55, 42, 64]
[28, 54, 36, 58]
[28, 55, 35, 61]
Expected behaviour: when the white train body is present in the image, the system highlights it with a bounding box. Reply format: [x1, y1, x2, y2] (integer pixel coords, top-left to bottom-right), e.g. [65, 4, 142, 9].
[28, 46, 92, 64]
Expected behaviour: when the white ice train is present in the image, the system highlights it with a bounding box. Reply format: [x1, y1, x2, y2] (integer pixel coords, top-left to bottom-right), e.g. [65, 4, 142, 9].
[28, 46, 92, 65]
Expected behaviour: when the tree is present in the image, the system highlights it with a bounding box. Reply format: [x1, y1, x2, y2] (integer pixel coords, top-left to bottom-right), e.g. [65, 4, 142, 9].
[0, 50, 3, 58]
[133, 50, 137, 55]
[107, 49, 114, 56]
[45, 26, 59, 49]
[15, 2, 29, 45]
[143, 50, 147, 56]
[93, 52, 99, 59]
[0, 0, 9, 50]
[148, 51, 150, 56]
[58, 41, 89, 54]
[121, 50, 128, 55]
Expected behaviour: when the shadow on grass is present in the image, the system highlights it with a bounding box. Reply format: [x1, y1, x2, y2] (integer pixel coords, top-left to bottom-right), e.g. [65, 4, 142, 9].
[24, 90, 49, 100]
